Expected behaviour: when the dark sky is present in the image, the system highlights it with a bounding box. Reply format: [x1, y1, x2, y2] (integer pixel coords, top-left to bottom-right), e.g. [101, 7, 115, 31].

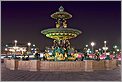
[1, 1, 121, 50]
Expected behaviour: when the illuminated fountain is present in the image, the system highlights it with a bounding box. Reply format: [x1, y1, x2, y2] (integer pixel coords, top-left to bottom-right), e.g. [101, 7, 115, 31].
[41, 6, 82, 61]
[4, 6, 119, 72]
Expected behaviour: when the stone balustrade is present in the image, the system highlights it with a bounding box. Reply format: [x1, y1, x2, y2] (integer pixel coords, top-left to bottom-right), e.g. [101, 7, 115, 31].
[18, 60, 30, 70]
[40, 61, 85, 71]
[4, 59, 118, 72]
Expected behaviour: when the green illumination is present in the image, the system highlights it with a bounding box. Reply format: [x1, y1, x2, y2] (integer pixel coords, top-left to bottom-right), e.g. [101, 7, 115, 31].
[41, 6, 82, 61]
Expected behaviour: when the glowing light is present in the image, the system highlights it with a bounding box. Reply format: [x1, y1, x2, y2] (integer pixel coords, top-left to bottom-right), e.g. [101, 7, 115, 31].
[33, 44, 35, 47]
[88, 48, 90, 51]
[23, 50, 26, 52]
[78, 54, 82, 58]
[104, 41, 107, 44]
[106, 52, 110, 55]
[17, 49, 21, 51]
[91, 42, 95, 46]
[48, 52, 52, 55]
[28, 42, 31, 46]
[13, 46, 19, 49]
[9, 49, 15, 52]
[91, 42, 95, 53]
[6, 45, 8, 47]
[95, 50, 98, 52]
[14, 40, 17, 43]
[20, 48, 23, 51]
[99, 48, 101, 51]
[117, 49, 119, 52]
[118, 58, 121, 61]
[5, 48, 8, 51]
[86, 45, 88, 47]
[69, 33, 71, 35]
[89, 51, 92, 53]
[87, 50, 90, 53]
[40, 53, 44, 57]
[89, 54, 94, 58]
[100, 55, 106, 59]
[114, 45, 117, 48]
[102, 47, 108, 50]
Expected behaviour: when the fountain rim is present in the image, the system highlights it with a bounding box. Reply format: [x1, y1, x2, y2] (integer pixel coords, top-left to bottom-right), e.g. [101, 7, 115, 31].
[51, 11, 72, 19]
[41, 28, 82, 35]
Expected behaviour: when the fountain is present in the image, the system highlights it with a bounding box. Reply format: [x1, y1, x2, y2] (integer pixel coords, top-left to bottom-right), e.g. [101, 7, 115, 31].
[4, 6, 118, 72]
[41, 6, 82, 61]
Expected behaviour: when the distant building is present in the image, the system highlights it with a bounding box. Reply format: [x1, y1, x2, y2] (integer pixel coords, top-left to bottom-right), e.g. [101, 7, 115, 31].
[5, 46, 27, 55]
[3, 43, 27, 55]
[2, 43, 40, 55]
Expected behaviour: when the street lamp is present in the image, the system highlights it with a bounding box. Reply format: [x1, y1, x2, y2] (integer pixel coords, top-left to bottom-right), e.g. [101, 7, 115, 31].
[14, 40, 17, 47]
[117, 49, 119, 52]
[33, 44, 36, 47]
[87, 48, 90, 54]
[5, 48, 8, 57]
[104, 41, 106, 44]
[5, 45, 8, 56]
[91, 42, 95, 54]
[6, 45, 8, 47]
[99, 48, 102, 54]
[14, 40, 17, 58]
[114, 45, 117, 49]
[5, 48, 8, 51]
[104, 41, 107, 55]
[27, 42, 31, 53]
[99, 48, 101, 51]
[102, 46, 108, 59]
[86, 45, 88, 47]
[113, 45, 118, 58]
[102, 47, 108, 51]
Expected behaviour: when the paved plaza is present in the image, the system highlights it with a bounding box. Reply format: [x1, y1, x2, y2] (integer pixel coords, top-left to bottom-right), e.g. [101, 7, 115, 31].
[1, 63, 121, 81]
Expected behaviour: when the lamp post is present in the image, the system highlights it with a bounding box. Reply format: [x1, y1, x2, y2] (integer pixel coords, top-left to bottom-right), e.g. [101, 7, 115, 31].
[5, 48, 8, 57]
[27, 42, 31, 53]
[91, 42, 95, 54]
[87, 48, 90, 54]
[102, 46, 108, 59]
[104, 41, 107, 55]
[5, 44, 8, 57]
[85, 45, 88, 53]
[99, 48, 102, 54]
[32, 44, 36, 54]
[14, 40, 17, 58]
[102, 47, 108, 52]
[14, 40, 17, 47]
[113, 45, 117, 58]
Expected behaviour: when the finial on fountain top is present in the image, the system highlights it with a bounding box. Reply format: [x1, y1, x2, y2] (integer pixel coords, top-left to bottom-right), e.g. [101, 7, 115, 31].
[51, 6, 73, 28]
[59, 6, 64, 12]
[51, 6, 72, 20]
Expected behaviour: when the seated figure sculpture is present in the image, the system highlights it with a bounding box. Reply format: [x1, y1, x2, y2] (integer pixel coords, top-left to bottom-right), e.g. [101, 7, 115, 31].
[55, 52, 65, 61]
[68, 53, 77, 61]
[45, 53, 54, 61]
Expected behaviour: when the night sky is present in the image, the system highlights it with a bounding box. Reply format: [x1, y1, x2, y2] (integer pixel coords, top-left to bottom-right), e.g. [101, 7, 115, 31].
[1, 1, 121, 50]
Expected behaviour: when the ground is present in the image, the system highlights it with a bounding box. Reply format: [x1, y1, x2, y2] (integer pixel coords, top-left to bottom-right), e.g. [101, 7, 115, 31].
[1, 63, 121, 81]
